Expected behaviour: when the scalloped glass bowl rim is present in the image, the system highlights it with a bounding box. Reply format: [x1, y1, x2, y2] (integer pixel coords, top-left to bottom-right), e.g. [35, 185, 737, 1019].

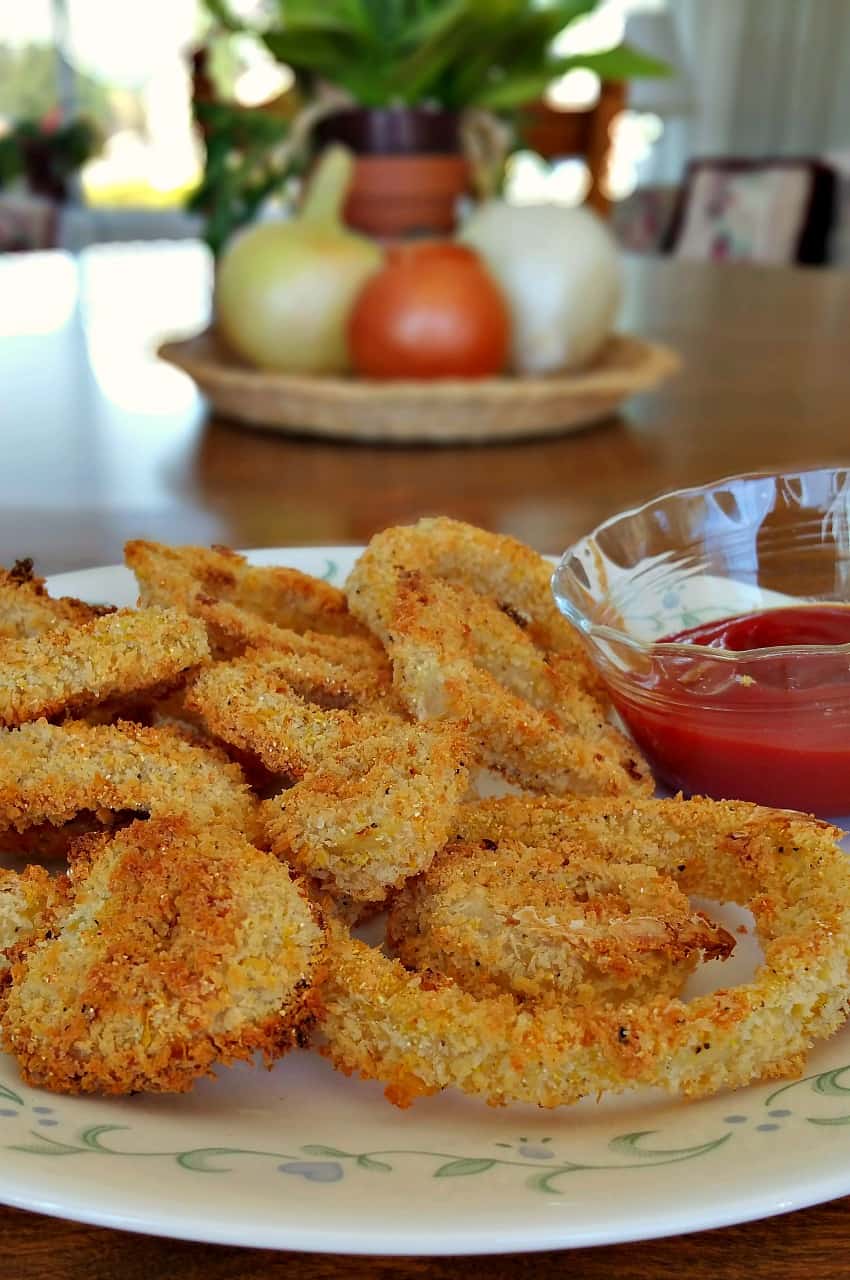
[552, 465, 850, 665]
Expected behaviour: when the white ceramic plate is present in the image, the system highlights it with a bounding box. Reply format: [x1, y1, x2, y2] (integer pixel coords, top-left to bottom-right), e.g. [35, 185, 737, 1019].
[1, 546, 850, 1255]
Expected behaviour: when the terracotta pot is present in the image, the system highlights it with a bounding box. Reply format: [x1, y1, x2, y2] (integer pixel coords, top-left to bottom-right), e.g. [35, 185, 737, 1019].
[313, 107, 469, 238]
[342, 153, 468, 238]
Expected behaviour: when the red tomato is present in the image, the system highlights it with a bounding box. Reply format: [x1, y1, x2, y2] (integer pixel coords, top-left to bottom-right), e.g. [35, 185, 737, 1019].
[348, 242, 510, 379]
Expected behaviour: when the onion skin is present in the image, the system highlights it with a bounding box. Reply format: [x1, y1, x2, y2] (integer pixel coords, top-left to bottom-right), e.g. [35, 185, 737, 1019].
[215, 146, 382, 375]
[348, 243, 510, 380]
[459, 201, 622, 375]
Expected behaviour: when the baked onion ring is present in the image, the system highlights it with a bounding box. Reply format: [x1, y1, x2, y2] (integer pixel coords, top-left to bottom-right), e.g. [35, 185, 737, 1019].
[320, 795, 850, 1107]
[185, 648, 399, 777]
[262, 722, 470, 902]
[126, 539, 368, 652]
[0, 558, 113, 639]
[346, 516, 585, 657]
[0, 865, 59, 973]
[388, 571, 649, 796]
[0, 607, 209, 727]
[0, 719, 259, 841]
[386, 838, 734, 1004]
[1, 817, 325, 1094]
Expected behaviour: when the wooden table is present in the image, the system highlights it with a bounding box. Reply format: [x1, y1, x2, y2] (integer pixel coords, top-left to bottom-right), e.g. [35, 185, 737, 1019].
[2, 244, 850, 1277]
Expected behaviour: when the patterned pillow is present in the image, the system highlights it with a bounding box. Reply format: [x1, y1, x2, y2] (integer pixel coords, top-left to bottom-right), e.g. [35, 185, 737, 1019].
[666, 159, 836, 266]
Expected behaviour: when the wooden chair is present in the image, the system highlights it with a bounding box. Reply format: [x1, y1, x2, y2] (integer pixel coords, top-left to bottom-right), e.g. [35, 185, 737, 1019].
[517, 81, 626, 218]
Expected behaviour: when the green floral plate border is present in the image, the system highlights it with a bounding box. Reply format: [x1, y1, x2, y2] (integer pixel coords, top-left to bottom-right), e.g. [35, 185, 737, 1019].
[0, 547, 847, 1255]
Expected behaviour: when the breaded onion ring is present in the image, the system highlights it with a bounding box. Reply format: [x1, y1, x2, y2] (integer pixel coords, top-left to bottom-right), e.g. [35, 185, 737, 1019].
[0, 607, 209, 727]
[0, 812, 134, 864]
[0, 719, 259, 841]
[262, 722, 470, 902]
[388, 572, 649, 796]
[0, 558, 113, 639]
[1, 818, 325, 1094]
[346, 516, 583, 656]
[386, 839, 734, 1004]
[320, 796, 850, 1107]
[126, 539, 368, 651]
[185, 649, 398, 777]
[0, 865, 59, 973]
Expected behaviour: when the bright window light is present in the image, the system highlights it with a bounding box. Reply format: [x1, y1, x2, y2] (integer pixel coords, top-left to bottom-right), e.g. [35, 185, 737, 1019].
[546, 68, 601, 110]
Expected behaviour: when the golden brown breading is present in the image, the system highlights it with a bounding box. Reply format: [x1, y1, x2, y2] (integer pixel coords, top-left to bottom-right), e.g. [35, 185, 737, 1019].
[126, 539, 367, 652]
[0, 608, 209, 727]
[320, 796, 850, 1108]
[1, 818, 325, 1093]
[449, 794, 834, 901]
[0, 719, 259, 842]
[262, 722, 470, 902]
[387, 839, 734, 1004]
[0, 865, 59, 973]
[345, 518, 648, 797]
[178, 597, 385, 668]
[0, 811, 131, 863]
[388, 571, 650, 796]
[345, 516, 584, 656]
[0, 558, 113, 639]
[185, 649, 399, 777]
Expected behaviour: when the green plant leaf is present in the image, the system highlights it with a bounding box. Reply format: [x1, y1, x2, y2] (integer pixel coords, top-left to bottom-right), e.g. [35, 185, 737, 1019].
[446, 2, 592, 106]
[204, 0, 247, 32]
[559, 42, 671, 80]
[262, 30, 365, 78]
[279, 0, 374, 38]
[471, 65, 563, 110]
[434, 1158, 498, 1177]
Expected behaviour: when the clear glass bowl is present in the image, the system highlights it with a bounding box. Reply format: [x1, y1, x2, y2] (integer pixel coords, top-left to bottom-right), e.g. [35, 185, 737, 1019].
[552, 466, 850, 815]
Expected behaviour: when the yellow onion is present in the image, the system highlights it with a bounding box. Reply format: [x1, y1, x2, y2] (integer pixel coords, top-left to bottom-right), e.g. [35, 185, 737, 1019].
[216, 146, 381, 374]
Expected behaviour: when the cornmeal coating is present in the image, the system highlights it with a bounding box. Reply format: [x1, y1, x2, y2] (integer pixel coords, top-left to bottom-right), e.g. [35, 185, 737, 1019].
[1, 819, 325, 1093]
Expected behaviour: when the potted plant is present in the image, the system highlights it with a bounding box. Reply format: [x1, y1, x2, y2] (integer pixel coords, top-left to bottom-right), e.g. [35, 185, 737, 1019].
[197, 0, 666, 245]
[0, 114, 98, 202]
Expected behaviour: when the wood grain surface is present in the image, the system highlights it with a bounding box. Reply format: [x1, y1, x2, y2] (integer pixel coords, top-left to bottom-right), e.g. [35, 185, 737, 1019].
[1, 243, 850, 1276]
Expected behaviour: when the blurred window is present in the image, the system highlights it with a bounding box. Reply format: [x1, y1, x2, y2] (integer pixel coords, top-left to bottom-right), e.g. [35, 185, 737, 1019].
[0, 0, 667, 212]
[0, 0, 206, 208]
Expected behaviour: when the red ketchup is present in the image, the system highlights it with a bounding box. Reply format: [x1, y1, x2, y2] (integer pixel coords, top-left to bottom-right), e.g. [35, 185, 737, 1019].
[612, 605, 850, 815]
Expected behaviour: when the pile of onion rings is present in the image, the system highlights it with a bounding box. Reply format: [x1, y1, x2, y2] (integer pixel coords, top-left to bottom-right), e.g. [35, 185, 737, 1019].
[0, 522, 846, 1115]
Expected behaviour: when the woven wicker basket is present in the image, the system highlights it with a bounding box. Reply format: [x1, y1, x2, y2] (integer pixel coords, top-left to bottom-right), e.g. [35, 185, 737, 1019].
[158, 330, 679, 445]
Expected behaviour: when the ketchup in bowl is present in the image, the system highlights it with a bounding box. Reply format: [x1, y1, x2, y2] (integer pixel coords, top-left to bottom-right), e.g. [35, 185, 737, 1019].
[613, 605, 850, 815]
[664, 606, 850, 652]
